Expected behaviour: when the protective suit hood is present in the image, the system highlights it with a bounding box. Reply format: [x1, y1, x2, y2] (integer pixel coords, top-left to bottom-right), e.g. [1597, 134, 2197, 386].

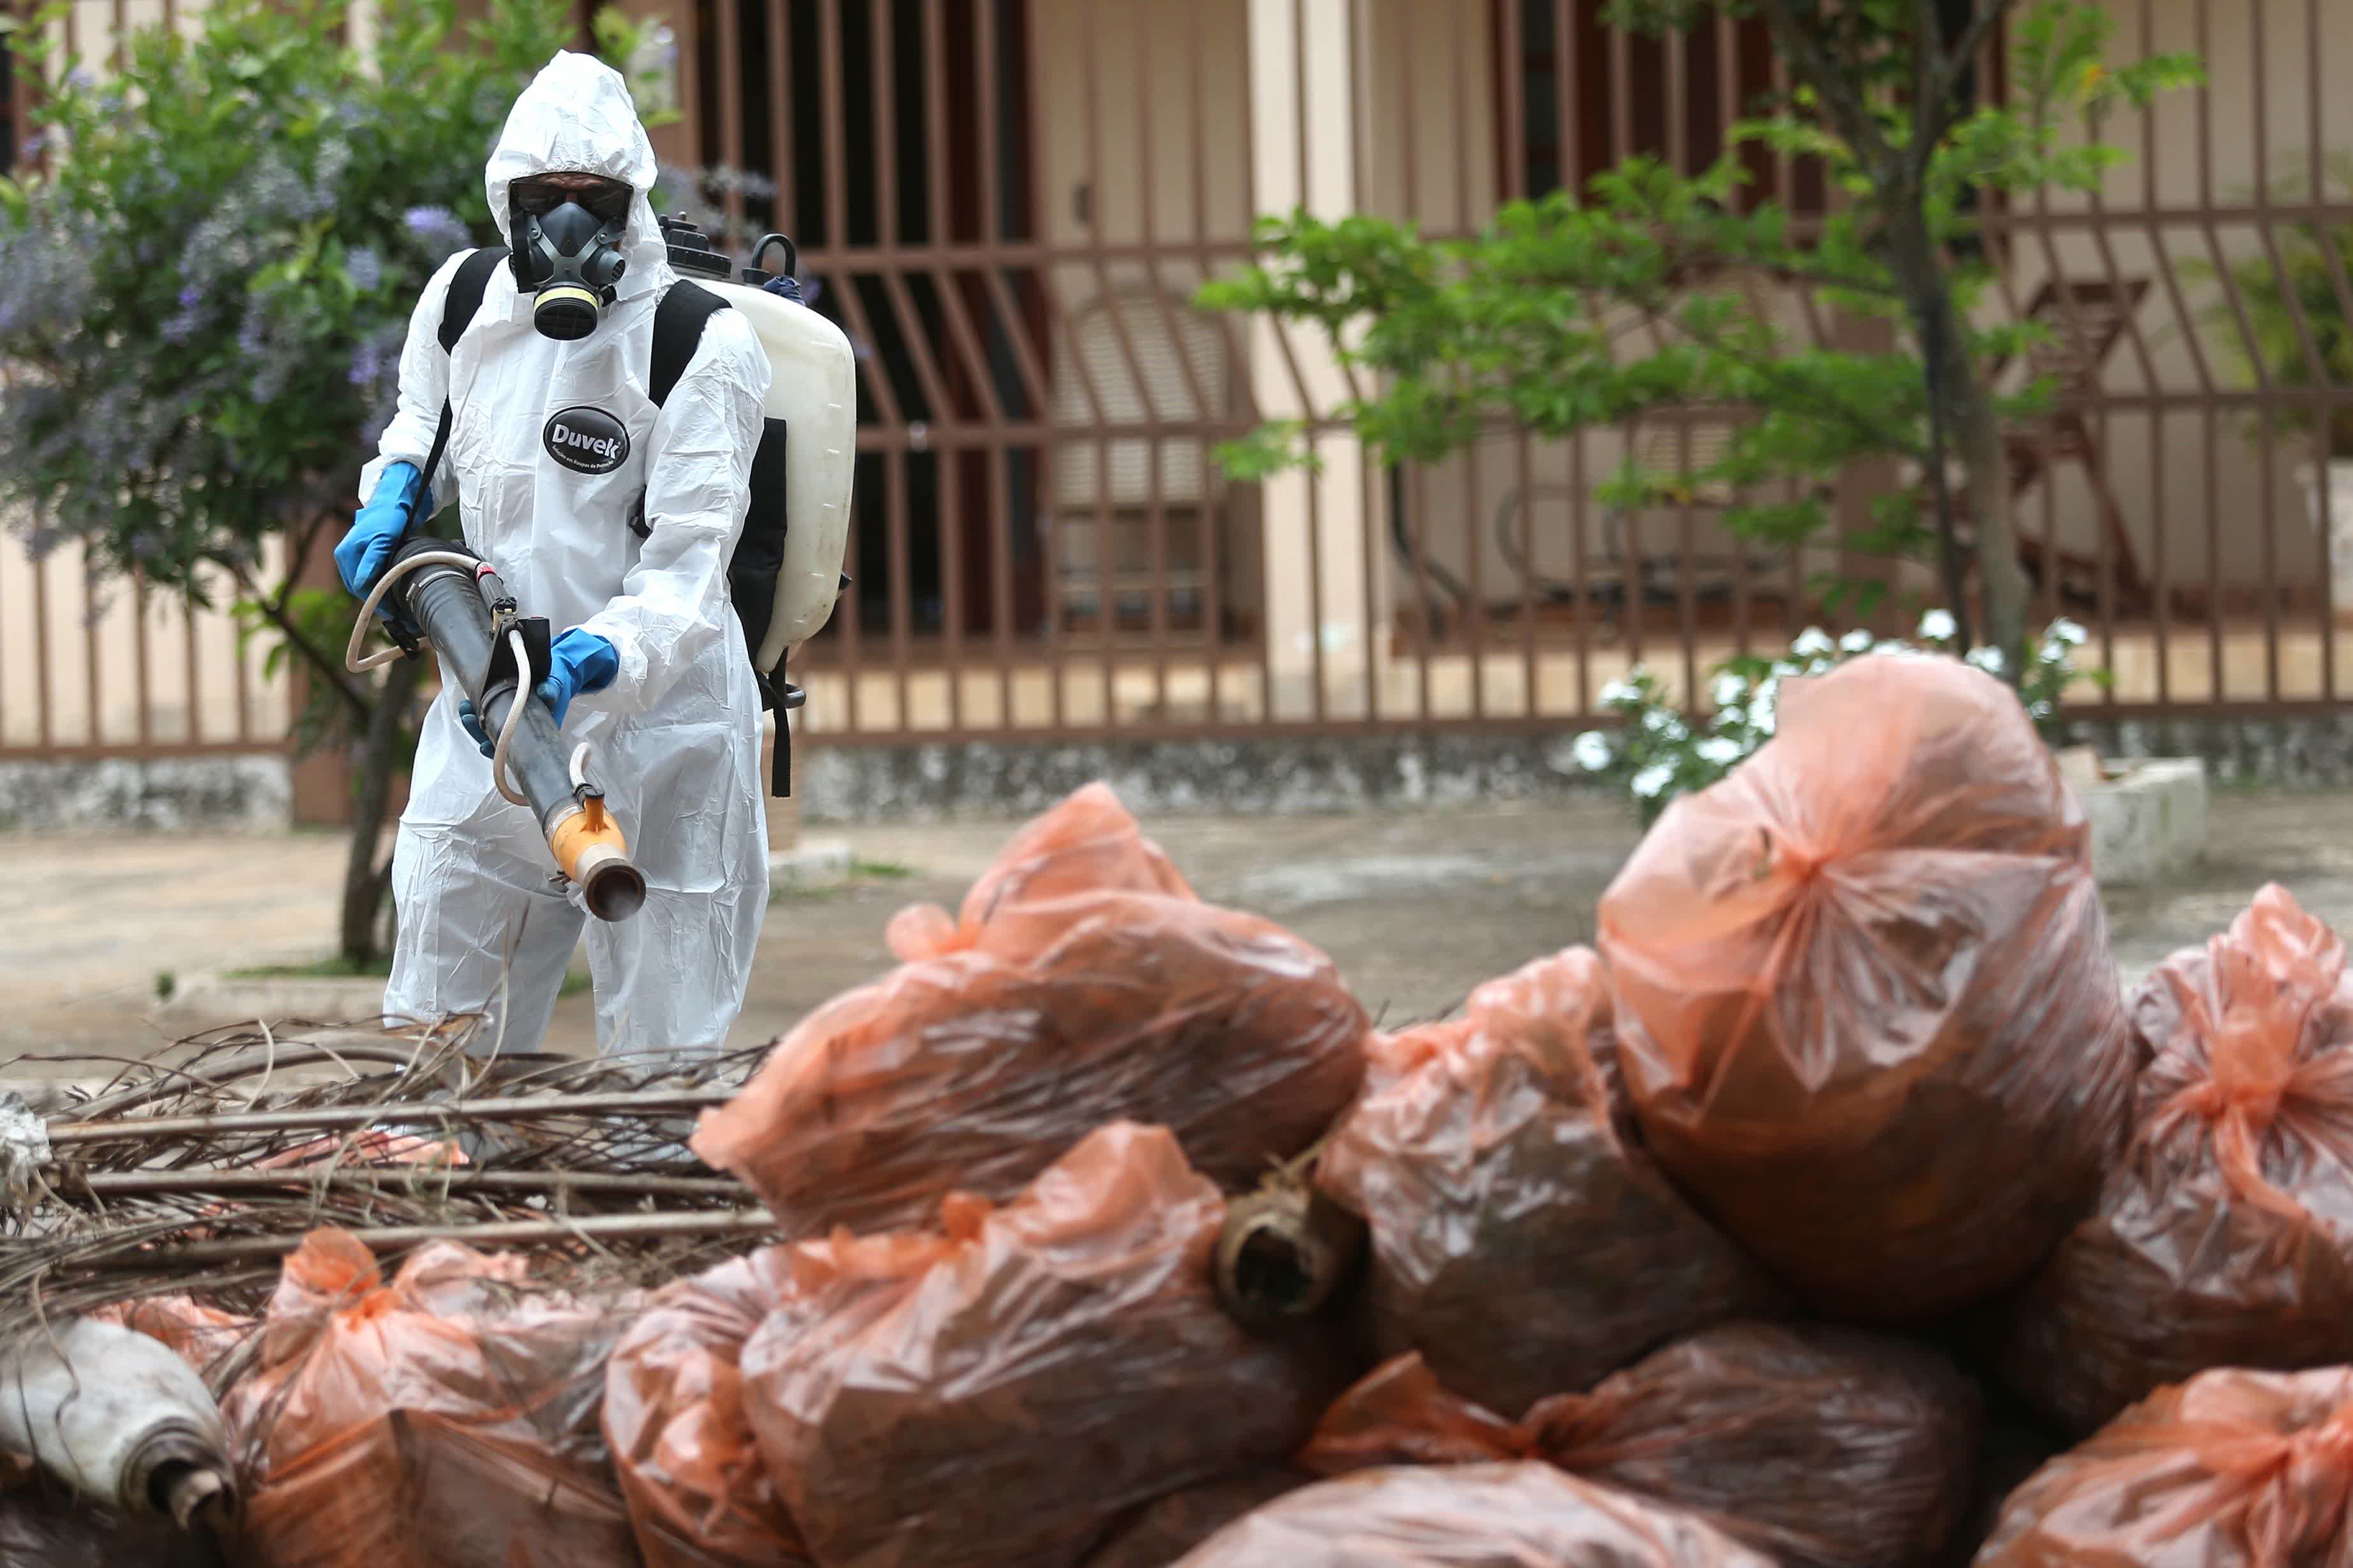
[485, 51, 669, 306]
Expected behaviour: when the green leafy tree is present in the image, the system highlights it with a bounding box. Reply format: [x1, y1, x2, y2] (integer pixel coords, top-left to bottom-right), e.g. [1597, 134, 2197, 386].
[1199, 0, 2199, 680]
[2184, 154, 2353, 457]
[0, 0, 576, 964]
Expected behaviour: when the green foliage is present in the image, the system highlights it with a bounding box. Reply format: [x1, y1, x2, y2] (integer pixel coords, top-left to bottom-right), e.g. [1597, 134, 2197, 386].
[0, 0, 572, 758]
[1199, 0, 2200, 588]
[1566, 611, 2109, 825]
[0, 0, 573, 592]
[590, 6, 683, 130]
[2182, 154, 2353, 453]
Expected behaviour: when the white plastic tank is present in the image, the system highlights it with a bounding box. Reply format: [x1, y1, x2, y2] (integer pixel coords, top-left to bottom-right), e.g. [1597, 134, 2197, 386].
[662, 221, 856, 664]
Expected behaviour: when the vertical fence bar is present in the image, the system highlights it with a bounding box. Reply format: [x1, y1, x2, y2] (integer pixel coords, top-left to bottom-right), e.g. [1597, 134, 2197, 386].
[1351, 0, 1381, 724]
[871, 6, 958, 436]
[990, 442, 1017, 726]
[818, 0, 864, 733]
[2194, 0, 2224, 696]
[178, 583, 200, 743]
[1081, 0, 1118, 724]
[716, 0, 746, 243]
[1299, 0, 1328, 722]
[82, 563, 101, 745]
[767, 0, 793, 234]
[232, 560, 253, 743]
[32, 539, 53, 750]
[977, 0, 1022, 728]
[2205, 399, 2223, 698]
[2310, 0, 2343, 702]
[1451, 1, 1484, 721]
[1557, 0, 1593, 712]
[1132, 3, 1171, 719]
[1397, 0, 1432, 721]
[1029, 0, 1068, 732]
[1502, 0, 1537, 719]
[2140, 0, 2170, 706]
[2251, 0, 2280, 700]
[1188, 0, 1224, 725]
[1718, 10, 1750, 661]
[870, 1, 952, 730]
[131, 569, 151, 748]
[921, 0, 965, 731]
[887, 445, 915, 730]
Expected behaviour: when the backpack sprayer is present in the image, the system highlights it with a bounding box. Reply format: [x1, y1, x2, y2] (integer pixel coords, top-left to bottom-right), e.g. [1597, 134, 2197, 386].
[346, 540, 647, 923]
[337, 220, 854, 926]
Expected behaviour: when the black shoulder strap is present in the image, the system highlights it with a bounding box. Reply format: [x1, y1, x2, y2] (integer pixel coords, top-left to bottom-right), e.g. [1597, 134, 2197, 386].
[411, 246, 511, 527]
[439, 246, 509, 352]
[650, 280, 732, 408]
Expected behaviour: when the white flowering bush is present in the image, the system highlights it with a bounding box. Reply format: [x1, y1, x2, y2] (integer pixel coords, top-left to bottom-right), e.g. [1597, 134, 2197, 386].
[1567, 614, 2106, 825]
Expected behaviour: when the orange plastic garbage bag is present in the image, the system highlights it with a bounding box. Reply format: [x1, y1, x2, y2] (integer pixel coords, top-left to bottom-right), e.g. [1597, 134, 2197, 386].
[1974, 1364, 2353, 1565]
[1169, 1462, 1780, 1568]
[1080, 1471, 1306, 1568]
[93, 1295, 255, 1380]
[1299, 1322, 1978, 1568]
[1317, 947, 1786, 1417]
[693, 784, 1369, 1240]
[1597, 654, 2135, 1323]
[1988, 885, 2353, 1435]
[742, 1121, 1352, 1568]
[218, 1228, 645, 1568]
[603, 1246, 813, 1567]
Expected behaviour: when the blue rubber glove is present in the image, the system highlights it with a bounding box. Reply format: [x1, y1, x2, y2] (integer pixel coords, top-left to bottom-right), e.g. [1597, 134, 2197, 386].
[536, 629, 619, 728]
[457, 698, 493, 758]
[453, 632, 617, 757]
[335, 463, 432, 602]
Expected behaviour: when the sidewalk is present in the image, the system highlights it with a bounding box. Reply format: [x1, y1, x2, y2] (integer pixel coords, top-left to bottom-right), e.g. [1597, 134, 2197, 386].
[4, 788, 2349, 1065]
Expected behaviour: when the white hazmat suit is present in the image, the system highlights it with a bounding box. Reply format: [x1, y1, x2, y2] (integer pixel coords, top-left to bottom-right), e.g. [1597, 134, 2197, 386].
[364, 52, 773, 1056]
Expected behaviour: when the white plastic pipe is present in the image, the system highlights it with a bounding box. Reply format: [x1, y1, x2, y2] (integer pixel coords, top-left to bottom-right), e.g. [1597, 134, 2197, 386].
[0, 1317, 236, 1529]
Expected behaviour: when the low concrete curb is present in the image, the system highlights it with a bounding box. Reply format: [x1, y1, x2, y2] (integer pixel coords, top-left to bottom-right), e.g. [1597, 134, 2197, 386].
[771, 836, 853, 891]
[148, 973, 394, 1039]
[2076, 757, 2209, 888]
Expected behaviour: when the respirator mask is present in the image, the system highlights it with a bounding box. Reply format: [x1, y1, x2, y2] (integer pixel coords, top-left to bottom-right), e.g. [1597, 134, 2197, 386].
[509, 176, 633, 341]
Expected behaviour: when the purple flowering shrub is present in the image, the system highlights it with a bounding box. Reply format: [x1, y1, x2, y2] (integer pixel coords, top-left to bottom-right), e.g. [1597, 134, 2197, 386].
[0, 0, 573, 962]
[0, 0, 572, 597]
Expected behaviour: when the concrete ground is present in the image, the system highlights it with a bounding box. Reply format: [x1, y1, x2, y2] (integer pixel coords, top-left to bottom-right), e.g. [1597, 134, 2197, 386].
[3, 786, 2345, 1064]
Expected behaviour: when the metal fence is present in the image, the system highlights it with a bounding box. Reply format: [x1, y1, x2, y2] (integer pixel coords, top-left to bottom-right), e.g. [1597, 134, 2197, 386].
[3, 0, 2349, 780]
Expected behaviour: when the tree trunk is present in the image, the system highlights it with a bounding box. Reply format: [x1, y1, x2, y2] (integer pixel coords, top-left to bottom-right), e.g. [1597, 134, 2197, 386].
[1953, 362, 2031, 678]
[1883, 209, 2029, 686]
[339, 655, 422, 966]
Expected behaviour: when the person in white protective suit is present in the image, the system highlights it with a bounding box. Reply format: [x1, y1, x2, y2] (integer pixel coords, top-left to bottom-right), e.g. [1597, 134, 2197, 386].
[337, 52, 772, 1056]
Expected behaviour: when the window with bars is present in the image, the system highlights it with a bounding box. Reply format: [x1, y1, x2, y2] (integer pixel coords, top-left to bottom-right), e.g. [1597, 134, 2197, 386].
[1496, 0, 2000, 225]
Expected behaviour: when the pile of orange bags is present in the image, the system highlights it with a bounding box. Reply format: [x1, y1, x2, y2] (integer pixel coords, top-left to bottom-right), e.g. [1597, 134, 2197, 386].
[1988, 883, 2353, 1434]
[93, 1294, 253, 1378]
[1976, 1365, 2353, 1563]
[1298, 1322, 1978, 1568]
[1079, 1471, 1304, 1568]
[218, 1229, 642, 1568]
[693, 784, 1368, 1239]
[739, 1121, 1349, 1568]
[602, 1248, 809, 1567]
[1597, 655, 2135, 1323]
[1169, 1463, 1778, 1567]
[1317, 946, 1786, 1417]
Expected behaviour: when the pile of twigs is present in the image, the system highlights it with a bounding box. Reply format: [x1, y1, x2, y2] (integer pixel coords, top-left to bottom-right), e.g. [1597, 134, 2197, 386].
[1, 1019, 778, 1334]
